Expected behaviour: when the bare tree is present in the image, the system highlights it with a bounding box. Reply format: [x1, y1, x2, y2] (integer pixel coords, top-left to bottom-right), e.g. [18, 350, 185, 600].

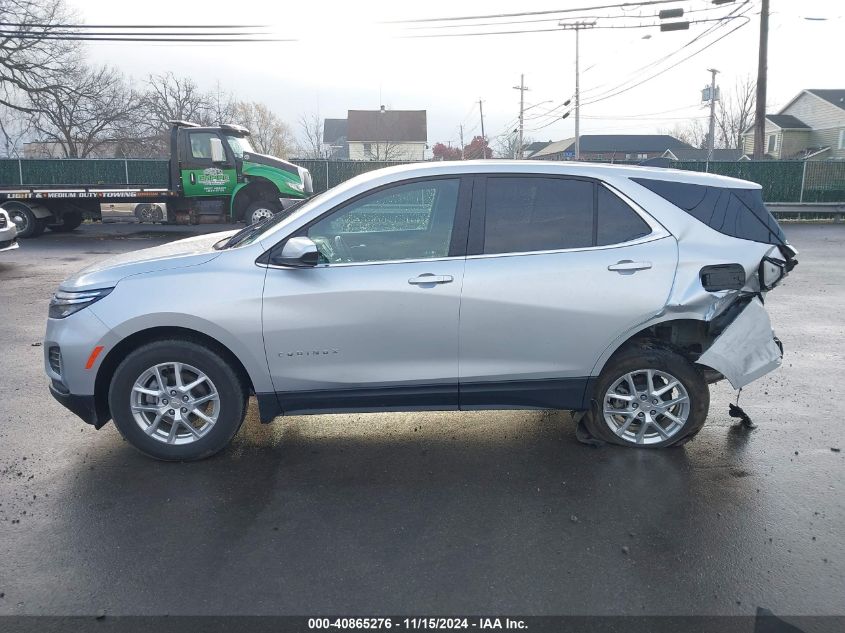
[139, 72, 212, 152]
[30, 64, 142, 158]
[235, 101, 295, 157]
[364, 140, 402, 161]
[0, 0, 79, 113]
[206, 80, 236, 126]
[495, 131, 533, 159]
[717, 76, 756, 150]
[663, 120, 708, 149]
[0, 104, 33, 157]
[298, 112, 326, 158]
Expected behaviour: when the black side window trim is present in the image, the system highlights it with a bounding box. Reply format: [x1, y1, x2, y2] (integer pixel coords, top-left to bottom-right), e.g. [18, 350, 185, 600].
[260, 175, 474, 264]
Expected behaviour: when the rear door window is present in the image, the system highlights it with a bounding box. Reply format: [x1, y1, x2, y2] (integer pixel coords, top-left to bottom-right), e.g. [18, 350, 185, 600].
[483, 177, 594, 254]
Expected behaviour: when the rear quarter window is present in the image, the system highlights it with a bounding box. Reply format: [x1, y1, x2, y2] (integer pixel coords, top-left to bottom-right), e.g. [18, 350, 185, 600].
[632, 177, 785, 245]
[596, 186, 651, 246]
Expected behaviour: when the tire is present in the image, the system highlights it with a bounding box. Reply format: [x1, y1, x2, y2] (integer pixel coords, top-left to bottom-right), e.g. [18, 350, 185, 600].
[47, 210, 83, 233]
[108, 339, 247, 461]
[582, 343, 709, 448]
[3, 202, 44, 238]
[134, 204, 164, 224]
[244, 199, 280, 225]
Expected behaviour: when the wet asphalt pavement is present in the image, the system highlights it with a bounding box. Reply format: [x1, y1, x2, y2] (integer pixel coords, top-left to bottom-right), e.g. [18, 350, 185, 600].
[0, 222, 842, 621]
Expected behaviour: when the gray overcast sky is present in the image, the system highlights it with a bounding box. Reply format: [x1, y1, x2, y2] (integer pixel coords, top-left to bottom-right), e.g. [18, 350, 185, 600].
[73, 0, 841, 148]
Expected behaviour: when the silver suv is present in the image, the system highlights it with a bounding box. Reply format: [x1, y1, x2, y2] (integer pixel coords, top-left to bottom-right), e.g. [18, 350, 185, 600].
[44, 162, 797, 460]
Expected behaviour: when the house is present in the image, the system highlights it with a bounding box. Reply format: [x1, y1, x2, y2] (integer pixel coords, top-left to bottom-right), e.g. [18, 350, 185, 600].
[741, 89, 845, 160]
[662, 148, 747, 162]
[330, 108, 426, 161]
[522, 140, 552, 159]
[322, 118, 348, 159]
[530, 134, 693, 161]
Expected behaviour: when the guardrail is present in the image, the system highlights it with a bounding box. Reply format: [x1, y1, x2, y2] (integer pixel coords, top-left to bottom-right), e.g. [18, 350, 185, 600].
[767, 203, 845, 222]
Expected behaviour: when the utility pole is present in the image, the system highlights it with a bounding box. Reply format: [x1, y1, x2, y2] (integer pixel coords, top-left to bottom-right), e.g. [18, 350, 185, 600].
[459, 124, 465, 160]
[478, 99, 486, 159]
[559, 20, 596, 160]
[706, 68, 719, 162]
[513, 74, 530, 159]
[753, 0, 769, 159]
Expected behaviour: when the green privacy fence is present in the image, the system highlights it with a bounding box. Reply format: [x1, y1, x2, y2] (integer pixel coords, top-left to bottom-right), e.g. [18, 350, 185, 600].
[1, 157, 844, 203]
[290, 159, 410, 194]
[670, 160, 845, 203]
[292, 159, 845, 204]
[0, 159, 170, 186]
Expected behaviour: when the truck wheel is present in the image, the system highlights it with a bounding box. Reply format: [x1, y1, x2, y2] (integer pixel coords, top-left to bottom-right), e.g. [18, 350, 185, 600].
[581, 344, 709, 448]
[244, 200, 280, 225]
[47, 210, 83, 233]
[135, 204, 164, 223]
[108, 339, 248, 461]
[3, 202, 44, 238]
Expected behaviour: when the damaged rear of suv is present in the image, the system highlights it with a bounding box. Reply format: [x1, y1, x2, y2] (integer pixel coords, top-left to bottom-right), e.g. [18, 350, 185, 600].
[579, 172, 797, 446]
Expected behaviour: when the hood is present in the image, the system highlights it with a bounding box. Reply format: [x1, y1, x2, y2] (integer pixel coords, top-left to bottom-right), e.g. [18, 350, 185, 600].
[61, 230, 236, 291]
[241, 151, 299, 176]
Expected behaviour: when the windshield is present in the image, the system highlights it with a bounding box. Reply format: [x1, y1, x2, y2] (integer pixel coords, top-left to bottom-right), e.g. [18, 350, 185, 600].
[214, 193, 324, 250]
[225, 134, 255, 158]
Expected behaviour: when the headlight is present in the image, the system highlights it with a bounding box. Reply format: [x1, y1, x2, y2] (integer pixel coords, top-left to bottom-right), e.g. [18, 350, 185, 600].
[49, 288, 113, 319]
[288, 178, 305, 193]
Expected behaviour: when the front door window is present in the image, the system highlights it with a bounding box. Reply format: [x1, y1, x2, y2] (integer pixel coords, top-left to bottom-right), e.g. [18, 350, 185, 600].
[306, 179, 460, 264]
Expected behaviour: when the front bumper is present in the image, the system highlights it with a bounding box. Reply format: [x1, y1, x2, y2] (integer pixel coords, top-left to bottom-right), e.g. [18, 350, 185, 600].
[0, 236, 18, 252]
[49, 382, 101, 426]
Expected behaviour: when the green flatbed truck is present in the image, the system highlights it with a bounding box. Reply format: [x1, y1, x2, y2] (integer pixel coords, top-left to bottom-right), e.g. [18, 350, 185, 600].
[0, 121, 313, 238]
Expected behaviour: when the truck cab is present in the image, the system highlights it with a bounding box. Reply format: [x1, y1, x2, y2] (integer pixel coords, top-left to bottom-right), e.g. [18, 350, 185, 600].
[169, 121, 313, 225]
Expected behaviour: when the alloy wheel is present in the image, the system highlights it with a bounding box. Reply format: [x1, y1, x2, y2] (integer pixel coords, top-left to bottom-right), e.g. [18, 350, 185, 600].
[130, 362, 220, 445]
[602, 368, 690, 445]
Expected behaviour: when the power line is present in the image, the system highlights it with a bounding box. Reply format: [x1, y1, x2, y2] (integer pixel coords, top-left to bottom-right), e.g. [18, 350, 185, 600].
[0, 22, 266, 29]
[0, 32, 295, 42]
[386, 0, 689, 24]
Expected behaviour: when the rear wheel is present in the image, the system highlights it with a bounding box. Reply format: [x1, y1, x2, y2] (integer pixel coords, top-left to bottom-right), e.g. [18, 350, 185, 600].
[582, 344, 709, 448]
[108, 340, 247, 461]
[244, 199, 280, 225]
[134, 204, 164, 223]
[47, 210, 83, 233]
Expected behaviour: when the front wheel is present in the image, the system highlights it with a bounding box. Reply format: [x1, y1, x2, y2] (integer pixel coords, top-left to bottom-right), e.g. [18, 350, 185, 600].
[108, 340, 247, 461]
[244, 200, 280, 225]
[582, 344, 709, 448]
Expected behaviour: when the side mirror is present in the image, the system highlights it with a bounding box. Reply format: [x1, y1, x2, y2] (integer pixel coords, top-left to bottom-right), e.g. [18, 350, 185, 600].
[271, 236, 320, 267]
[210, 137, 226, 163]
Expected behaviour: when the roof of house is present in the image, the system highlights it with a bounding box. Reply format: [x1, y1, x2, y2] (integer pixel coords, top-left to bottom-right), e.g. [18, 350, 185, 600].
[346, 110, 427, 143]
[806, 89, 845, 111]
[663, 148, 745, 161]
[523, 141, 551, 152]
[531, 134, 692, 158]
[323, 118, 347, 145]
[766, 114, 810, 129]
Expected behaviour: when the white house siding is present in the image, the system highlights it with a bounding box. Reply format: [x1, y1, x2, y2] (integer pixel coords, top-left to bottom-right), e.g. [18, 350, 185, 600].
[347, 141, 425, 161]
[781, 130, 811, 159]
[782, 93, 845, 159]
[742, 120, 781, 157]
